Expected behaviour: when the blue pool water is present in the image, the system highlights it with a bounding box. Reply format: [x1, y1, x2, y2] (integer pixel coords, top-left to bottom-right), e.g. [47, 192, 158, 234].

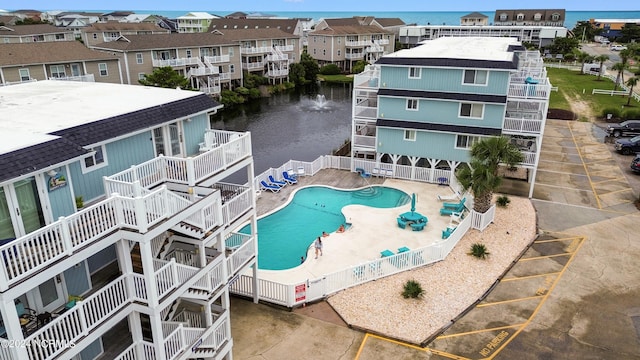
[240, 186, 410, 270]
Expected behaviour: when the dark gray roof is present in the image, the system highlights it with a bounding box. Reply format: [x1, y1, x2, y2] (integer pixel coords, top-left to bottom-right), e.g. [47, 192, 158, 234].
[0, 138, 88, 183]
[0, 93, 220, 183]
[376, 57, 518, 70]
[378, 89, 507, 103]
[461, 12, 489, 19]
[376, 119, 502, 136]
[51, 94, 220, 146]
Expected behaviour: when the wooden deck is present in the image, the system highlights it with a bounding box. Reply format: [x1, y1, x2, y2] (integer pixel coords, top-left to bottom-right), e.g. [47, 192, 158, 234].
[255, 169, 385, 216]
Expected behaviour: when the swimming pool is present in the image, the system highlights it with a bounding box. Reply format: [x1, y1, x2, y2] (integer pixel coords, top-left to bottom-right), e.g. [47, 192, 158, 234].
[240, 186, 410, 270]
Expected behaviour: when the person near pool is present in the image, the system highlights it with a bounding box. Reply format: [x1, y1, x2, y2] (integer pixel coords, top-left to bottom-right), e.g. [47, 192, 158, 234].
[322, 231, 329, 237]
[336, 224, 345, 233]
[314, 237, 323, 259]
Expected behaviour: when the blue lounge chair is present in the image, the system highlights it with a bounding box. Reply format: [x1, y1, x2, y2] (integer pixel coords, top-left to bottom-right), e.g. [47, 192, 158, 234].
[380, 249, 394, 258]
[398, 246, 410, 253]
[440, 203, 466, 216]
[442, 226, 456, 239]
[260, 180, 281, 193]
[397, 217, 407, 229]
[268, 175, 287, 187]
[282, 171, 298, 184]
[442, 198, 466, 209]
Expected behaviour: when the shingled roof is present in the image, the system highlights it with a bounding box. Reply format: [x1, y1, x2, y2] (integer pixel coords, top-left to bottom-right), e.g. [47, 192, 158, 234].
[91, 28, 297, 51]
[86, 21, 168, 32]
[208, 18, 300, 34]
[0, 23, 73, 35]
[0, 41, 119, 66]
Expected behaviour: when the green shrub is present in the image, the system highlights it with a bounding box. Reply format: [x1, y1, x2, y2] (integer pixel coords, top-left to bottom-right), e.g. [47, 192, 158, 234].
[622, 109, 640, 120]
[468, 243, 490, 259]
[401, 280, 424, 299]
[319, 64, 341, 75]
[247, 88, 261, 99]
[496, 195, 511, 207]
[220, 89, 245, 106]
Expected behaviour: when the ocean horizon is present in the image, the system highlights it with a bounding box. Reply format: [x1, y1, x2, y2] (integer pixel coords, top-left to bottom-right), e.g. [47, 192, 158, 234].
[18, 9, 640, 29]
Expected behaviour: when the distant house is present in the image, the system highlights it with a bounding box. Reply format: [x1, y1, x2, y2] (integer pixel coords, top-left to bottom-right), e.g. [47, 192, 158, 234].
[0, 41, 123, 84]
[0, 14, 20, 26]
[589, 18, 640, 39]
[81, 21, 170, 47]
[494, 9, 565, 27]
[177, 12, 218, 33]
[460, 12, 489, 26]
[100, 11, 134, 22]
[307, 17, 396, 72]
[0, 24, 75, 43]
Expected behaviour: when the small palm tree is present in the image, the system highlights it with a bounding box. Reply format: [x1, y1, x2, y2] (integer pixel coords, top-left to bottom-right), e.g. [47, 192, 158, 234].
[612, 62, 628, 90]
[594, 54, 609, 80]
[456, 137, 524, 213]
[574, 50, 594, 75]
[626, 76, 639, 106]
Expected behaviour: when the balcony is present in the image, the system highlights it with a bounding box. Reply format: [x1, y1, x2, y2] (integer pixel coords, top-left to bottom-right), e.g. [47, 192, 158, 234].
[242, 61, 265, 70]
[503, 111, 545, 134]
[345, 52, 365, 60]
[189, 66, 219, 77]
[374, 39, 390, 45]
[353, 66, 380, 89]
[49, 74, 95, 82]
[345, 40, 371, 47]
[354, 98, 378, 119]
[353, 135, 376, 149]
[240, 46, 272, 54]
[266, 53, 289, 61]
[204, 55, 230, 64]
[200, 85, 221, 95]
[152, 57, 200, 67]
[267, 69, 289, 77]
[507, 81, 551, 100]
[274, 45, 294, 52]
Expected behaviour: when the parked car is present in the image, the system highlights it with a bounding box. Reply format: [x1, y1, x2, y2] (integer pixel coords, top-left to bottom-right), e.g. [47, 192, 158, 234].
[615, 135, 640, 155]
[631, 154, 640, 174]
[606, 120, 640, 137]
[611, 44, 628, 51]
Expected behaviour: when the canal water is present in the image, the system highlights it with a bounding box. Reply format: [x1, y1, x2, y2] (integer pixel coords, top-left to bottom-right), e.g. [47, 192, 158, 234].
[211, 83, 353, 180]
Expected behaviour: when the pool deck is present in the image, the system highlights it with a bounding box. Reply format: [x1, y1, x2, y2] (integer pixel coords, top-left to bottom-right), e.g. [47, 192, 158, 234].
[254, 169, 458, 284]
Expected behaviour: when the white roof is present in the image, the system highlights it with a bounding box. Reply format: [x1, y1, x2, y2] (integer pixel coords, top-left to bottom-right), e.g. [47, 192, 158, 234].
[0, 80, 201, 154]
[386, 37, 518, 62]
[178, 12, 216, 19]
[592, 18, 640, 23]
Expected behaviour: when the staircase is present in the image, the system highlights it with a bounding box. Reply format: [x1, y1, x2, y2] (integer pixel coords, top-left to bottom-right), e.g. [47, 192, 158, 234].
[171, 221, 206, 239]
[130, 244, 143, 274]
[140, 313, 153, 341]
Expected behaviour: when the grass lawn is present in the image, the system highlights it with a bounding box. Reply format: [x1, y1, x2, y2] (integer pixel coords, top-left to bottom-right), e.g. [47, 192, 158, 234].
[317, 74, 353, 83]
[547, 67, 638, 118]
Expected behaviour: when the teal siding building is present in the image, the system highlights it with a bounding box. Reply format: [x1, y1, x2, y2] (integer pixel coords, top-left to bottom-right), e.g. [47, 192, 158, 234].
[352, 37, 551, 197]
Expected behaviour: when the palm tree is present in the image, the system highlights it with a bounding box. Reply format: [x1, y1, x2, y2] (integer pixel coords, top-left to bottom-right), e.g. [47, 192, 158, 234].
[455, 137, 524, 213]
[574, 51, 593, 75]
[625, 76, 638, 106]
[612, 62, 629, 90]
[594, 54, 609, 80]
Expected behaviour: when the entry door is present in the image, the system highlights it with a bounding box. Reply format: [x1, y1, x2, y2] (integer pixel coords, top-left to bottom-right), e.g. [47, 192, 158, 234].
[2, 177, 47, 240]
[36, 276, 66, 313]
[152, 123, 184, 157]
[70, 63, 81, 77]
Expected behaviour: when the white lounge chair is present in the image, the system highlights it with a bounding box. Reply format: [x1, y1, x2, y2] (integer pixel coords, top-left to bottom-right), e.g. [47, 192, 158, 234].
[198, 131, 217, 152]
[385, 169, 393, 178]
[297, 166, 305, 177]
[371, 168, 381, 177]
[437, 193, 458, 201]
[449, 212, 464, 227]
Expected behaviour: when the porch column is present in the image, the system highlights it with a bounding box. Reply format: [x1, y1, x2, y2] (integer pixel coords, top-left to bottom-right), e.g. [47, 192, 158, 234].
[408, 156, 419, 180]
[427, 159, 438, 183]
[0, 298, 28, 359]
[115, 239, 134, 299]
[247, 161, 259, 304]
[139, 241, 159, 308]
[148, 311, 168, 360]
[129, 312, 145, 360]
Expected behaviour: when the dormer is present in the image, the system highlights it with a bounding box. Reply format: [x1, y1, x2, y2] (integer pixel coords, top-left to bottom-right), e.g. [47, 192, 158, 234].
[551, 13, 561, 21]
[516, 13, 525, 21]
[499, 13, 508, 21]
[534, 13, 542, 21]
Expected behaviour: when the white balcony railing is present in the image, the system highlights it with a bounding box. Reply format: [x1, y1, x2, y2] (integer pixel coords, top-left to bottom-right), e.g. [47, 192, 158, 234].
[226, 234, 255, 276]
[507, 82, 551, 100]
[189, 66, 219, 76]
[353, 135, 376, 148]
[240, 46, 272, 54]
[353, 66, 380, 88]
[266, 54, 289, 61]
[345, 53, 365, 59]
[274, 45, 294, 52]
[152, 57, 200, 67]
[242, 61, 265, 70]
[503, 116, 544, 134]
[204, 54, 230, 64]
[201, 85, 222, 95]
[49, 74, 95, 82]
[354, 104, 378, 119]
[345, 40, 371, 47]
[374, 38, 390, 45]
[267, 69, 289, 77]
[521, 151, 537, 166]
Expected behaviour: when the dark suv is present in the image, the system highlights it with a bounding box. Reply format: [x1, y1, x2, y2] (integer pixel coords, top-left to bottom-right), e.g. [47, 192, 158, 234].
[606, 120, 640, 137]
[615, 135, 640, 155]
[631, 155, 640, 174]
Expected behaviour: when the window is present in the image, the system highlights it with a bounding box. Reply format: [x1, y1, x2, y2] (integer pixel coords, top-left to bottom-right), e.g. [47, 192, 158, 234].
[82, 145, 108, 173]
[551, 13, 560, 21]
[92, 33, 98, 40]
[186, 49, 192, 58]
[3, 38, 9, 43]
[534, 13, 542, 21]
[19, 69, 30, 81]
[323, 49, 326, 55]
[229, 64, 235, 73]
[456, 135, 481, 149]
[338, 37, 341, 44]
[499, 13, 508, 21]
[459, 103, 484, 118]
[408, 67, 421, 79]
[404, 130, 416, 141]
[313, 36, 316, 43]
[55, 33, 65, 40]
[98, 63, 108, 76]
[228, 48, 234, 57]
[313, 48, 316, 55]
[49, 65, 66, 78]
[135, 53, 143, 64]
[463, 69, 487, 85]
[337, 50, 341, 56]
[406, 99, 418, 110]
[138, 73, 145, 80]
[516, 13, 524, 21]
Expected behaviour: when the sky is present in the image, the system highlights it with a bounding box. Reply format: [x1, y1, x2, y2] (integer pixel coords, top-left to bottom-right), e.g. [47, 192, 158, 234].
[1, 0, 638, 12]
